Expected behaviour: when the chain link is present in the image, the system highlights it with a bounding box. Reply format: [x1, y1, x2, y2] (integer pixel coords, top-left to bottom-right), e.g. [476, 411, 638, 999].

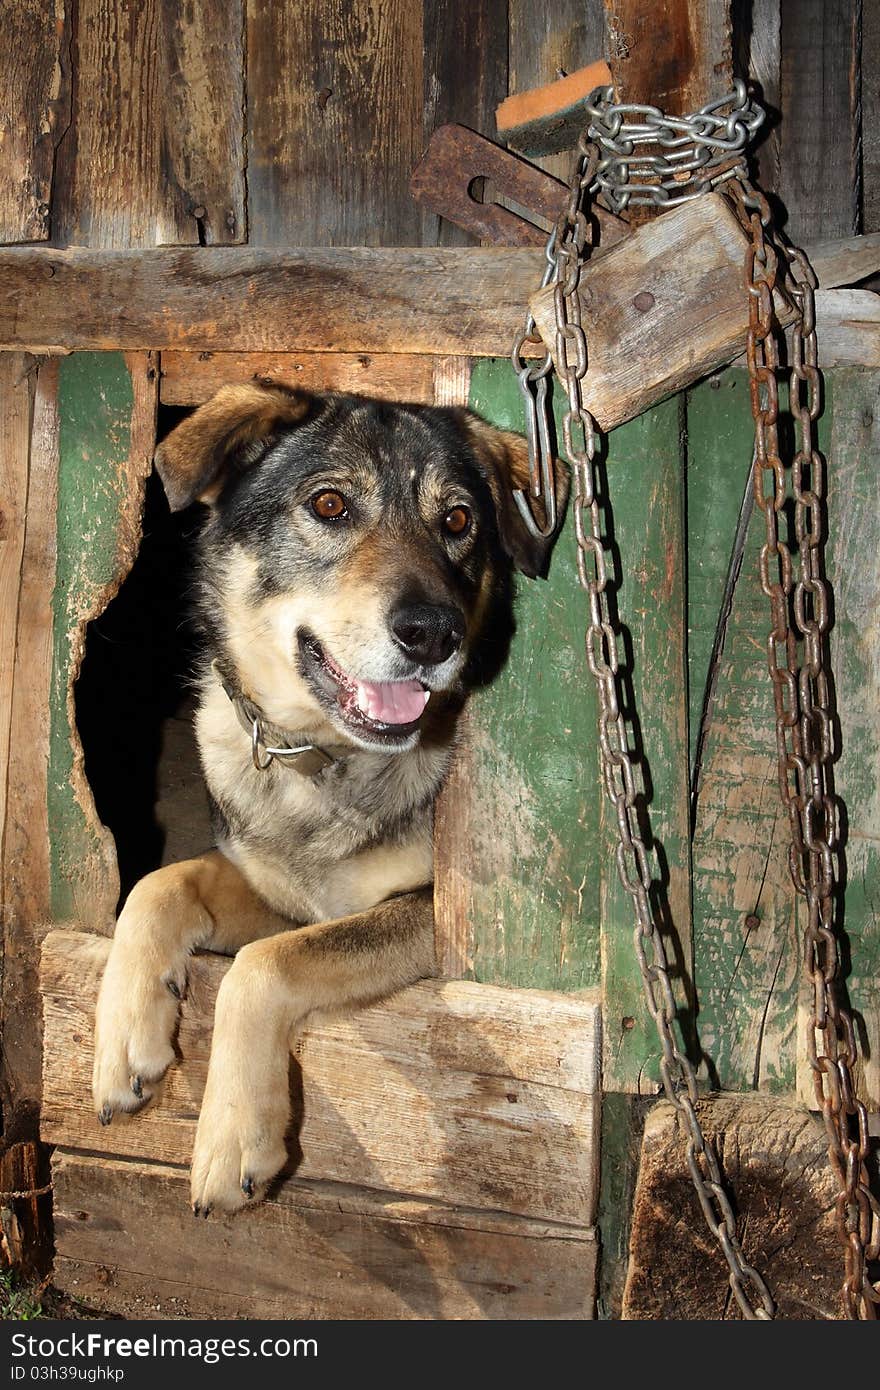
[514, 81, 880, 1320]
[514, 120, 775, 1319]
[726, 173, 880, 1321]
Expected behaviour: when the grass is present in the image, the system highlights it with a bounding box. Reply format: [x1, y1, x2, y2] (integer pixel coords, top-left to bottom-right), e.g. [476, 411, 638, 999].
[0, 1268, 102, 1321]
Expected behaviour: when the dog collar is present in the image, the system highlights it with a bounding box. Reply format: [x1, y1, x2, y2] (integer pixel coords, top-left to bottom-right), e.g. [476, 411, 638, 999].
[212, 662, 336, 778]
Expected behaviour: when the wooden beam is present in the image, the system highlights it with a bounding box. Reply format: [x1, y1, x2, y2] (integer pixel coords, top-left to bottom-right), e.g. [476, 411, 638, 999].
[52, 1150, 597, 1320]
[604, 1, 732, 114]
[41, 928, 602, 1228]
[0, 0, 67, 242]
[160, 350, 437, 406]
[0, 246, 545, 357]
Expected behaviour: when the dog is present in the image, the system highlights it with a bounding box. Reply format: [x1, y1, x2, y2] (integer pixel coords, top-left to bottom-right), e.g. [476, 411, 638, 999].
[92, 380, 566, 1214]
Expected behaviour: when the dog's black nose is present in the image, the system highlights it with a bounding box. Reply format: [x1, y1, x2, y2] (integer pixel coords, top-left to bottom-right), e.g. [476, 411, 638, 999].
[391, 603, 465, 667]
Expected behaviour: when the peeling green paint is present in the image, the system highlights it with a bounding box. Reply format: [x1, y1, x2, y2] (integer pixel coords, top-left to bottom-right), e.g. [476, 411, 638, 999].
[50, 353, 135, 921]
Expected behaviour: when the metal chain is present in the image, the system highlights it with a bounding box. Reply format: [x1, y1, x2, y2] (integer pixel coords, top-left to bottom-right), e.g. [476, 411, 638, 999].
[726, 173, 880, 1321]
[514, 124, 775, 1319]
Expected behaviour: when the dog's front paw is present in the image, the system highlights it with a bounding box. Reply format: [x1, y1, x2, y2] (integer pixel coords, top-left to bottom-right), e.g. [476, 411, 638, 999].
[92, 884, 190, 1124]
[190, 954, 292, 1215]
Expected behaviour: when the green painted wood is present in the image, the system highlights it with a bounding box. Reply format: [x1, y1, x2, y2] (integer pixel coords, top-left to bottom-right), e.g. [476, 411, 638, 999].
[597, 396, 692, 1091]
[50, 353, 137, 922]
[466, 362, 692, 1087]
[822, 369, 880, 1108]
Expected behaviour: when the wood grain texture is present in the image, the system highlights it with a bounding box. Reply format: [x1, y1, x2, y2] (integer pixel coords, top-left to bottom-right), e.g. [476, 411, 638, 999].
[0, 246, 545, 356]
[247, 0, 423, 246]
[529, 193, 796, 431]
[741, 0, 781, 203]
[688, 369, 800, 1093]
[813, 288, 880, 367]
[597, 396, 692, 1094]
[52, 1151, 597, 1320]
[776, 0, 861, 244]
[160, 351, 436, 406]
[507, 0, 607, 183]
[50, 353, 156, 927]
[603, 0, 732, 113]
[0, 0, 68, 242]
[864, 0, 880, 235]
[421, 0, 508, 246]
[52, 0, 245, 247]
[622, 1095, 842, 1320]
[41, 929, 602, 1227]
[804, 233, 880, 289]
[429, 355, 473, 977]
[799, 368, 880, 1109]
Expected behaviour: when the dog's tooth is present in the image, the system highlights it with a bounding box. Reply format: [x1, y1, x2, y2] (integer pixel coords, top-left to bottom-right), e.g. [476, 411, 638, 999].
[422, 690, 431, 706]
[355, 684, 371, 714]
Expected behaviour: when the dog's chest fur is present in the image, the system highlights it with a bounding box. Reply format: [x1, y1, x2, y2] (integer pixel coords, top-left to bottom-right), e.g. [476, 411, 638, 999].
[195, 678, 444, 923]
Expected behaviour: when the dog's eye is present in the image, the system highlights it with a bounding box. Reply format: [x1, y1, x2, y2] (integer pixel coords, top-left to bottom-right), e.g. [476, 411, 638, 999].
[310, 490, 348, 521]
[444, 506, 471, 537]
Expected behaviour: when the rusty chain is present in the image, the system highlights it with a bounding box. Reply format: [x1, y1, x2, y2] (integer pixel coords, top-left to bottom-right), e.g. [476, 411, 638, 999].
[513, 83, 879, 1319]
[726, 173, 880, 1321]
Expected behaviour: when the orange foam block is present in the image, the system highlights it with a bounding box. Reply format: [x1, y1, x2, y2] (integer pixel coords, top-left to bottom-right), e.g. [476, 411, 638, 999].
[496, 60, 613, 158]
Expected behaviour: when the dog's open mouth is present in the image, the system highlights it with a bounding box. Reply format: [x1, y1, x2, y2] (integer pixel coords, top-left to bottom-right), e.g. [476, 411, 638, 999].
[298, 631, 430, 741]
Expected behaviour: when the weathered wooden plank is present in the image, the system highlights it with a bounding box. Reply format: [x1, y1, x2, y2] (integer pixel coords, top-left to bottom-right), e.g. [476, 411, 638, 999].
[430, 355, 473, 976]
[800, 368, 880, 1109]
[597, 396, 692, 1094]
[158, 0, 247, 244]
[776, 0, 861, 244]
[421, 1, 508, 247]
[623, 1095, 842, 1320]
[804, 234, 880, 290]
[0, 0, 67, 242]
[529, 193, 796, 432]
[247, 0, 423, 246]
[688, 368, 801, 1093]
[603, 0, 732, 114]
[0, 355, 49, 1132]
[41, 929, 602, 1227]
[52, 0, 245, 247]
[50, 354, 157, 926]
[52, 1151, 597, 1320]
[741, 0, 781, 201]
[508, 1, 607, 183]
[0, 246, 546, 356]
[813, 289, 880, 367]
[160, 351, 436, 406]
[864, 0, 880, 238]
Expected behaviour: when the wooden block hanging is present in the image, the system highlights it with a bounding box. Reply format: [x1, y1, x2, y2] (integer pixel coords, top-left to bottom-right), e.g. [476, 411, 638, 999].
[529, 192, 798, 432]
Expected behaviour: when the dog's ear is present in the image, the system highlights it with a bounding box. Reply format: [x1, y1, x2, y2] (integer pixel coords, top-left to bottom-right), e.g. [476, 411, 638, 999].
[154, 381, 317, 511]
[458, 412, 570, 579]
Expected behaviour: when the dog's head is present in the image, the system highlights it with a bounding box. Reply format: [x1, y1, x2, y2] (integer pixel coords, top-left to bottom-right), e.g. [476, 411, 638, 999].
[156, 381, 568, 753]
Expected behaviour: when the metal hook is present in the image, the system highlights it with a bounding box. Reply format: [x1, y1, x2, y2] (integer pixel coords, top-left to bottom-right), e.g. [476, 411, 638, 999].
[513, 370, 558, 540]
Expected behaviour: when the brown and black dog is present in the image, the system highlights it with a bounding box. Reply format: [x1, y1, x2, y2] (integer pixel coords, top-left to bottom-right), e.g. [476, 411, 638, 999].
[92, 381, 566, 1214]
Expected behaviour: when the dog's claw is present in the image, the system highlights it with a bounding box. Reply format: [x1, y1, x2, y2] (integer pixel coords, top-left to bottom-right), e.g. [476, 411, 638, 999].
[242, 1176, 255, 1199]
[99, 1103, 113, 1127]
[131, 1075, 143, 1098]
[192, 1203, 201, 1217]
[202, 1204, 212, 1219]
[166, 979, 182, 1000]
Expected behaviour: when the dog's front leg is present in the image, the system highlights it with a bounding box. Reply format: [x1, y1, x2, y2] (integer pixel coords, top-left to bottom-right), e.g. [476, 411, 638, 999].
[93, 851, 294, 1122]
[189, 887, 436, 1215]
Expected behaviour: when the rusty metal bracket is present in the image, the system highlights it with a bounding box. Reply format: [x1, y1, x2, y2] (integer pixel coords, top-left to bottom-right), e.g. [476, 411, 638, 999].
[410, 124, 628, 249]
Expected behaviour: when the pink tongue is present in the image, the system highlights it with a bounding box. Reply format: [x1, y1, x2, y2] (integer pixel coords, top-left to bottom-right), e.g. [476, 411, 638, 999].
[355, 679, 428, 725]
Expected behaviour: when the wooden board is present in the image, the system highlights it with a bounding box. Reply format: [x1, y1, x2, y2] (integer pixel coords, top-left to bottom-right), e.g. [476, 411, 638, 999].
[246, 0, 423, 247]
[814, 289, 880, 368]
[622, 1095, 842, 1320]
[529, 193, 796, 432]
[801, 368, 880, 1110]
[0, 0, 67, 242]
[41, 929, 602, 1228]
[52, 0, 246, 247]
[50, 353, 157, 927]
[688, 369, 801, 1093]
[603, 0, 732, 114]
[507, 0, 607, 184]
[421, 1, 509, 247]
[0, 354, 56, 1132]
[0, 246, 545, 356]
[160, 351, 436, 406]
[776, 0, 861, 245]
[51, 1151, 597, 1320]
